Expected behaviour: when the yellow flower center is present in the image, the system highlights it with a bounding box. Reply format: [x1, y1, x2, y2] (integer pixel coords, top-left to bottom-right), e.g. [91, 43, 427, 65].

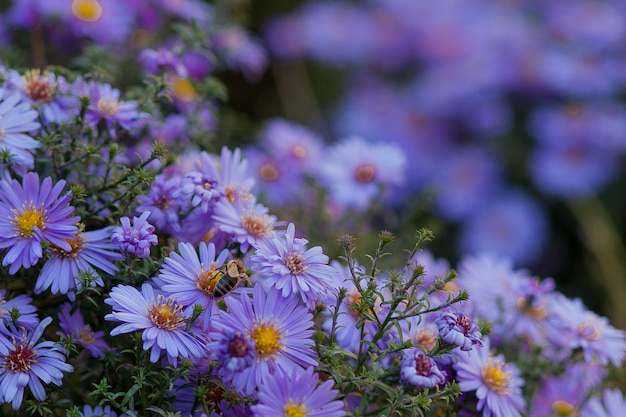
[516, 296, 548, 320]
[284, 400, 307, 417]
[148, 295, 185, 330]
[292, 145, 307, 159]
[242, 213, 273, 238]
[249, 322, 283, 358]
[12, 205, 45, 237]
[481, 358, 512, 395]
[579, 321, 601, 341]
[97, 98, 120, 116]
[414, 329, 437, 352]
[169, 76, 198, 102]
[552, 400, 578, 417]
[50, 233, 85, 258]
[71, 0, 103, 22]
[78, 325, 95, 345]
[195, 264, 221, 296]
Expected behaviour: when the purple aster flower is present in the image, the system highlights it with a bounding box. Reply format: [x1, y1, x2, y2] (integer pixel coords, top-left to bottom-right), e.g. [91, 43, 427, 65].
[250, 223, 337, 309]
[400, 348, 446, 388]
[158, 241, 231, 329]
[177, 151, 225, 213]
[84, 81, 147, 135]
[0, 172, 79, 274]
[0, 88, 41, 173]
[208, 285, 317, 395]
[529, 368, 586, 417]
[548, 294, 626, 367]
[0, 290, 38, 330]
[437, 311, 483, 351]
[136, 173, 184, 235]
[139, 47, 187, 77]
[217, 147, 255, 205]
[36, 226, 123, 299]
[111, 211, 158, 258]
[319, 136, 406, 212]
[251, 366, 345, 417]
[453, 338, 525, 417]
[206, 329, 255, 375]
[57, 302, 109, 359]
[0, 317, 73, 410]
[104, 283, 206, 366]
[212, 197, 278, 253]
[183, 49, 214, 80]
[582, 388, 626, 417]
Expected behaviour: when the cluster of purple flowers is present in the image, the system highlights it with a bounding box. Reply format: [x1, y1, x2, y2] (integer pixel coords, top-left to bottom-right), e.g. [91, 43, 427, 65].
[257, 0, 626, 270]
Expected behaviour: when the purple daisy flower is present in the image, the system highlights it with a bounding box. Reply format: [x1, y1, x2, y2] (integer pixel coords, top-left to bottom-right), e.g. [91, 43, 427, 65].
[36, 226, 123, 299]
[139, 47, 188, 77]
[177, 151, 225, 213]
[400, 348, 446, 388]
[437, 311, 483, 352]
[212, 197, 278, 253]
[0, 88, 41, 174]
[0, 290, 38, 330]
[158, 241, 231, 329]
[0, 172, 79, 274]
[84, 81, 147, 134]
[319, 136, 406, 212]
[0, 317, 73, 410]
[73, 404, 124, 417]
[218, 146, 255, 205]
[57, 303, 109, 358]
[530, 368, 586, 417]
[111, 211, 158, 259]
[453, 338, 525, 417]
[208, 285, 317, 395]
[250, 222, 337, 309]
[582, 388, 626, 417]
[251, 366, 345, 417]
[104, 283, 206, 366]
[136, 173, 184, 235]
[206, 329, 255, 374]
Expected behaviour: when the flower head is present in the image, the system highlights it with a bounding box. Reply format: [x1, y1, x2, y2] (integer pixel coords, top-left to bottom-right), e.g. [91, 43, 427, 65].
[582, 388, 626, 417]
[57, 303, 109, 358]
[104, 283, 206, 366]
[250, 223, 337, 309]
[251, 366, 345, 417]
[0, 317, 73, 410]
[0, 172, 79, 274]
[207, 329, 255, 375]
[454, 338, 525, 417]
[437, 311, 483, 351]
[0, 89, 41, 174]
[111, 211, 158, 258]
[400, 348, 446, 388]
[208, 285, 317, 395]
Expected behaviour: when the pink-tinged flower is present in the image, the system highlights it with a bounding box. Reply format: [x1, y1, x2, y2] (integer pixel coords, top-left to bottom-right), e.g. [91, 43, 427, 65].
[0, 317, 73, 410]
[251, 366, 345, 417]
[0, 88, 41, 173]
[0, 172, 79, 274]
[84, 81, 147, 134]
[57, 303, 109, 358]
[319, 136, 406, 212]
[437, 311, 483, 351]
[212, 197, 278, 253]
[548, 294, 626, 367]
[36, 226, 123, 299]
[454, 338, 525, 417]
[111, 211, 158, 258]
[400, 348, 446, 388]
[158, 241, 231, 329]
[582, 388, 626, 417]
[104, 283, 206, 366]
[250, 223, 337, 309]
[208, 285, 317, 395]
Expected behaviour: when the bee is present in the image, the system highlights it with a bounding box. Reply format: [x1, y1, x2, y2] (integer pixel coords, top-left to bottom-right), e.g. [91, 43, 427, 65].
[211, 259, 250, 298]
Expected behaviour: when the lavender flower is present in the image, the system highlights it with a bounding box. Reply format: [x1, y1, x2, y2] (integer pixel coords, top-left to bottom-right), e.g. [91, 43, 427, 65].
[71, 404, 123, 417]
[36, 226, 123, 299]
[0, 89, 41, 174]
[158, 241, 231, 328]
[454, 338, 525, 417]
[85, 81, 147, 134]
[57, 303, 110, 358]
[104, 283, 206, 366]
[0, 172, 79, 274]
[250, 222, 337, 309]
[0, 290, 38, 330]
[582, 388, 626, 417]
[212, 197, 277, 252]
[206, 329, 255, 374]
[208, 285, 317, 395]
[400, 348, 446, 388]
[0, 317, 73, 410]
[136, 173, 184, 235]
[111, 211, 158, 258]
[177, 151, 225, 213]
[251, 366, 345, 417]
[437, 311, 483, 351]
